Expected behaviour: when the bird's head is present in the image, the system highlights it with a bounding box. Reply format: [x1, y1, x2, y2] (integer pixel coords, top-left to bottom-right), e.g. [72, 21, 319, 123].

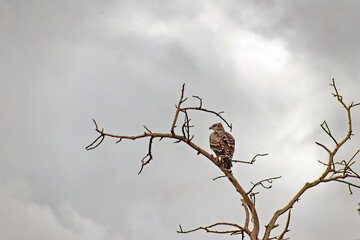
[209, 123, 224, 131]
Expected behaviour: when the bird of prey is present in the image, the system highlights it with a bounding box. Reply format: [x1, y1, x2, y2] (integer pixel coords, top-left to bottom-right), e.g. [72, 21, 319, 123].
[209, 123, 235, 170]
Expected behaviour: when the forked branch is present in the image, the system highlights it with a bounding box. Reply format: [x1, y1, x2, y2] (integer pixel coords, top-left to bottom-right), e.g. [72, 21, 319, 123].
[262, 79, 360, 240]
[277, 209, 291, 240]
[247, 176, 282, 195]
[138, 136, 154, 174]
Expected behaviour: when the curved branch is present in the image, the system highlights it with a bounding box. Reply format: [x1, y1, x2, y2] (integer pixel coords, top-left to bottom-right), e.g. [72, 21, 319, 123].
[278, 209, 291, 240]
[247, 176, 282, 195]
[232, 153, 269, 165]
[315, 141, 331, 154]
[138, 136, 154, 174]
[263, 79, 360, 240]
[85, 132, 105, 150]
[181, 106, 233, 131]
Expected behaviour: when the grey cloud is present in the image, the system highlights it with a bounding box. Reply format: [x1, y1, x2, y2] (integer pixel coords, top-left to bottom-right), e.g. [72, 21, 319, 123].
[227, 0, 360, 79]
[1, 1, 360, 240]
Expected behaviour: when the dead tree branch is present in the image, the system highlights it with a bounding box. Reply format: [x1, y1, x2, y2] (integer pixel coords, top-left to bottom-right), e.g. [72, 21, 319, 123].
[177, 222, 249, 236]
[277, 209, 291, 240]
[138, 136, 154, 174]
[320, 120, 338, 146]
[232, 153, 269, 165]
[247, 176, 282, 195]
[171, 83, 186, 135]
[262, 79, 360, 240]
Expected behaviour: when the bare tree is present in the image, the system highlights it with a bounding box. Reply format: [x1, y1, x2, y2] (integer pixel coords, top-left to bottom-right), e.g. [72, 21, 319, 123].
[86, 79, 360, 240]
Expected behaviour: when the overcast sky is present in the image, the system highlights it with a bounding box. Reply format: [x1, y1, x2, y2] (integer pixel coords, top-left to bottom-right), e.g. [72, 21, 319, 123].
[1, 1, 360, 240]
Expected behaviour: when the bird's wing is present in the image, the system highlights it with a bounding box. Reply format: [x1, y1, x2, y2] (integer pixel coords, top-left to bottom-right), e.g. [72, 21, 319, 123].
[222, 132, 235, 159]
[209, 132, 224, 156]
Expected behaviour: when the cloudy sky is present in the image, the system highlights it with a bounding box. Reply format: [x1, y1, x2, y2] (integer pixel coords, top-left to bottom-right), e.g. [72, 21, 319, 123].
[1, 1, 360, 239]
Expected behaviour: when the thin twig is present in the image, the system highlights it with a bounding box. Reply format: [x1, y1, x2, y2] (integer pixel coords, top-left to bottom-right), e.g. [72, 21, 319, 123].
[171, 83, 186, 135]
[349, 149, 360, 162]
[85, 134, 105, 150]
[278, 209, 291, 240]
[213, 175, 227, 181]
[138, 136, 154, 174]
[192, 95, 202, 108]
[320, 121, 338, 146]
[315, 142, 331, 154]
[177, 222, 248, 235]
[232, 153, 269, 165]
[180, 106, 233, 131]
[247, 176, 281, 195]
[334, 179, 360, 189]
[143, 125, 152, 133]
[317, 160, 327, 166]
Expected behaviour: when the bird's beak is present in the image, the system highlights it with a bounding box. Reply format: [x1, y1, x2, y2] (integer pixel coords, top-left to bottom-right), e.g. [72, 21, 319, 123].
[209, 126, 213, 130]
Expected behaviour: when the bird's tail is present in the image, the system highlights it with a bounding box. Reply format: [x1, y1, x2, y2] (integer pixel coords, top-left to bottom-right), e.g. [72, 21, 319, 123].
[223, 157, 233, 170]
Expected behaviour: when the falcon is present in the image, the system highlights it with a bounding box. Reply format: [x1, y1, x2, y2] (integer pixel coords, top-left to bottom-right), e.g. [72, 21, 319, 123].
[209, 123, 235, 170]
